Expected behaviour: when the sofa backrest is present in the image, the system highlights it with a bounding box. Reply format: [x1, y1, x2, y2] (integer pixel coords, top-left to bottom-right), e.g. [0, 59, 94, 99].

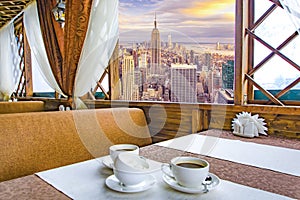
[0, 101, 45, 114]
[0, 107, 152, 182]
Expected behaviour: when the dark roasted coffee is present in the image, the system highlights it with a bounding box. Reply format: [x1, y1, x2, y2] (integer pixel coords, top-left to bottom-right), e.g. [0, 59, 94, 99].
[176, 162, 205, 168]
[115, 148, 135, 151]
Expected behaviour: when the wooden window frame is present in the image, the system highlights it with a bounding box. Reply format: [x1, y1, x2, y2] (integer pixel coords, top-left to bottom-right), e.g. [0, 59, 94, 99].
[235, 0, 300, 106]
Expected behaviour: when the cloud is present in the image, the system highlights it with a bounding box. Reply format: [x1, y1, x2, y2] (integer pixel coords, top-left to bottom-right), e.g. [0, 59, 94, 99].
[181, 0, 235, 17]
[119, 0, 235, 43]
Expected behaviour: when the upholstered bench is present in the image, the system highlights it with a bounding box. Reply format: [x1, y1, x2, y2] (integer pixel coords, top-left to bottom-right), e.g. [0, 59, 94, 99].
[0, 107, 152, 182]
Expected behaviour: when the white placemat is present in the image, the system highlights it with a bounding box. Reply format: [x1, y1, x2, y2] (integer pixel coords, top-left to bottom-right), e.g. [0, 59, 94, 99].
[36, 157, 294, 200]
[156, 134, 300, 176]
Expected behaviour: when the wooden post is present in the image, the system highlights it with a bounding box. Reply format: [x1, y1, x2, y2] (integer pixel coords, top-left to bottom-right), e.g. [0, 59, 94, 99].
[109, 41, 120, 100]
[247, 0, 255, 103]
[23, 29, 33, 97]
[192, 109, 200, 133]
[203, 110, 209, 130]
[234, 0, 248, 105]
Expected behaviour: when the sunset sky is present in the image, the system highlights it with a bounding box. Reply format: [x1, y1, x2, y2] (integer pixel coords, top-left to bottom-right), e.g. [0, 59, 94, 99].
[119, 0, 235, 43]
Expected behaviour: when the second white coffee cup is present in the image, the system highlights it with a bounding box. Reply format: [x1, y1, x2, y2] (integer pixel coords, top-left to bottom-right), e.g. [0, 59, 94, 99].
[161, 156, 209, 188]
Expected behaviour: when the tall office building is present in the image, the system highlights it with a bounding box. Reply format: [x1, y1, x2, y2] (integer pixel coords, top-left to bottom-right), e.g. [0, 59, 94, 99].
[138, 53, 148, 94]
[150, 13, 161, 75]
[190, 50, 195, 64]
[222, 60, 234, 89]
[203, 53, 212, 69]
[168, 33, 172, 49]
[139, 53, 147, 70]
[122, 55, 135, 100]
[170, 64, 197, 103]
[207, 69, 222, 102]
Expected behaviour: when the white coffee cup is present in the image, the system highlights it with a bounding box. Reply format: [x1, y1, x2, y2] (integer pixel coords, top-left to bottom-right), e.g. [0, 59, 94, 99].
[113, 153, 150, 186]
[114, 152, 149, 172]
[161, 156, 209, 188]
[109, 144, 139, 162]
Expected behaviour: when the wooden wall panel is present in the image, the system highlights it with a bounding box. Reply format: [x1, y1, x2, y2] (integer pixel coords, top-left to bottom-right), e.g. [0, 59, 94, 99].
[268, 115, 300, 137]
[31, 99, 300, 142]
[89, 101, 300, 141]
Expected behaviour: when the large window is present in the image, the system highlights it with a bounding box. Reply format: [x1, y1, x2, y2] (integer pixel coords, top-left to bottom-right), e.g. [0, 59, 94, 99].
[13, 0, 300, 106]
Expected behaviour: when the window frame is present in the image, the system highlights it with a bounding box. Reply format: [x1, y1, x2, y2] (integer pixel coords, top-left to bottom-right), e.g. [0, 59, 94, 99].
[235, 0, 300, 106]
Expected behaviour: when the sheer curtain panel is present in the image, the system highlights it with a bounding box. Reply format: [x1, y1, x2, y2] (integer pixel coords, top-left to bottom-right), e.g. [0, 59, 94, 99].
[0, 23, 19, 101]
[36, 0, 64, 92]
[23, 1, 64, 96]
[280, 0, 300, 35]
[73, 0, 119, 108]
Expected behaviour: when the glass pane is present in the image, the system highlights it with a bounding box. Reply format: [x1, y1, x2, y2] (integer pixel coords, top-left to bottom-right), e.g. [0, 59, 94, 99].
[32, 55, 54, 93]
[253, 40, 272, 67]
[254, 0, 300, 94]
[280, 37, 300, 66]
[95, 74, 109, 99]
[254, 54, 300, 89]
[100, 73, 109, 92]
[255, 7, 295, 48]
[254, 0, 273, 22]
[254, 89, 300, 101]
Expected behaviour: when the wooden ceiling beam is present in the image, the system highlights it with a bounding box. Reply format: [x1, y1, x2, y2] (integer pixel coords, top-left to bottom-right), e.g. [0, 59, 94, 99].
[0, 0, 33, 29]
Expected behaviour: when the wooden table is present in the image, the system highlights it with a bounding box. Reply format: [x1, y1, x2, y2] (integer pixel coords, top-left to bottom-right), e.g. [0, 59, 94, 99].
[1, 129, 299, 199]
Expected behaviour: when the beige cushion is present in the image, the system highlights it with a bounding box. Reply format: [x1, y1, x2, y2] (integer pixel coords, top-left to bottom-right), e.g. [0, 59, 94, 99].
[0, 101, 44, 114]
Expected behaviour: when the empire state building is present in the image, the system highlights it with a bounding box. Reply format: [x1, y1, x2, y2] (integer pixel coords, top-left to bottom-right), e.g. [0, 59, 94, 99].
[150, 14, 161, 75]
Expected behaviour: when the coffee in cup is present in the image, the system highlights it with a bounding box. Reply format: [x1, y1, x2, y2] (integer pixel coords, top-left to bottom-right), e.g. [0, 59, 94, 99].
[161, 156, 209, 188]
[109, 144, 139, 162]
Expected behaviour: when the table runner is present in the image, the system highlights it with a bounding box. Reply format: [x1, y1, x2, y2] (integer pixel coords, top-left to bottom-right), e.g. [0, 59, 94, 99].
[36, 157, 294, 200]
[156, 134, 300, 177]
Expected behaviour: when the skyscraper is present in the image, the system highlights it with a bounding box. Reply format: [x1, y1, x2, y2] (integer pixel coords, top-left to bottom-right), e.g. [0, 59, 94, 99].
[170, 64, 197, 103]
[150, 13, 161, 75]
[122, 55, 135, 100]
[222, 60, 234, 89]
[168, 33, 172, 49]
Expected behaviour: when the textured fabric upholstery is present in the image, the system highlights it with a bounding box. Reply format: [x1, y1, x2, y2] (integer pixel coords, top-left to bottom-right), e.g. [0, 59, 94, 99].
[0, 107, 152, 182]
[0, 101, 45, 114]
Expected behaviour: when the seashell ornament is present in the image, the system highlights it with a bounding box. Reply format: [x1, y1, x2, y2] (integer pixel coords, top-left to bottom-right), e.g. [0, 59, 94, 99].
[232, 112, 268, 137]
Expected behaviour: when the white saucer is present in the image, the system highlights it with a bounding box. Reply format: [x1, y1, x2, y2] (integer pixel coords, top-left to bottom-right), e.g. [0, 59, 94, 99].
[163, 173, 220, 194]
[102, 156, 114, 169]
[105, 174, 156, 193]
[102, 156, 161, 172]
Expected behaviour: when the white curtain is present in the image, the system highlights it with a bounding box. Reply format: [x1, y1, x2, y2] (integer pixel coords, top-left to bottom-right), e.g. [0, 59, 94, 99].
[74, 0, 119, 108]
[23, 1, 64, 96]
[280, 0, 300, 35]
[0, 23, 19, 100]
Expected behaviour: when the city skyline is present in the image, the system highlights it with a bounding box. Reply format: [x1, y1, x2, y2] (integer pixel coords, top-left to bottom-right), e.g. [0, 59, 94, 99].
[119, 0, 235, 43]
[118, 13, 235, 103]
